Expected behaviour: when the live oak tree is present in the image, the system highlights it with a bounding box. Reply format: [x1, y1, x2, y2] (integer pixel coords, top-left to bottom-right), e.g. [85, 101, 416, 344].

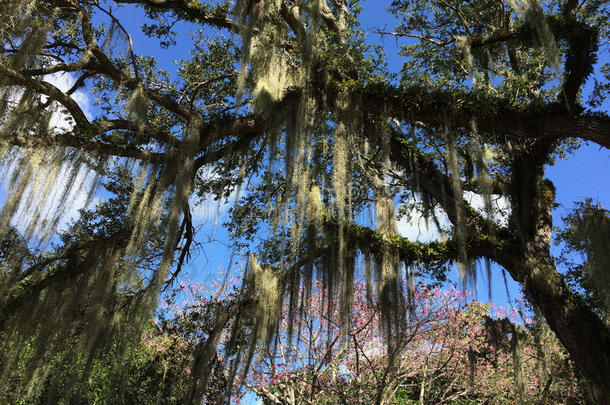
[0, 0, 609, 403]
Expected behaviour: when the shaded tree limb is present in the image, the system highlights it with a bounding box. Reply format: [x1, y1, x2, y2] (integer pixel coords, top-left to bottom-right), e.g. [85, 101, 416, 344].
[0, 227, 133, 326]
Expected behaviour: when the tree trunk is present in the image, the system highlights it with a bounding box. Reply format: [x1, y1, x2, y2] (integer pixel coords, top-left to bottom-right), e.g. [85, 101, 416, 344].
[515, 252, 610, 404]
[501, 181, 610, 404]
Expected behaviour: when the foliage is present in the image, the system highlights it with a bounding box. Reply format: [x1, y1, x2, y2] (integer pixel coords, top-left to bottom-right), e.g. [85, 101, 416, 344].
[556, 199, 610, 323]
[0, 273, 244, 404]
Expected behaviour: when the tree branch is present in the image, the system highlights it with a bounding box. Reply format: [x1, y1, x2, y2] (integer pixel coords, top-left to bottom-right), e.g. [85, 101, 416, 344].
[113, 0, 240, 32]
[0, 227, 133, 322]
[357, 84, 610, 148]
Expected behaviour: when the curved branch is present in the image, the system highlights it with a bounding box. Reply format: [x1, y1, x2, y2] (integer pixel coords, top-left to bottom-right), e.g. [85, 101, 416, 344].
[6, 131, 167, 163]
[113, 0, 240, 32]
[0, 63, 91, 129]
[322, 217, 509, 269]
[95, 118, 180, 148]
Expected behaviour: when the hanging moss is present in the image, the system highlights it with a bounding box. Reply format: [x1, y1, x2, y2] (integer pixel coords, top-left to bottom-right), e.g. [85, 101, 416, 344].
[245, 255, 282, 346]
[507, 0, 560, 69]
[125, 84, 150, 121]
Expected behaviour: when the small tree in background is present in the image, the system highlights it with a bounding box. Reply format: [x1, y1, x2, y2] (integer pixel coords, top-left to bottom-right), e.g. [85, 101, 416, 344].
[556, 200, 610, 325]
[249, 282, 584, 405]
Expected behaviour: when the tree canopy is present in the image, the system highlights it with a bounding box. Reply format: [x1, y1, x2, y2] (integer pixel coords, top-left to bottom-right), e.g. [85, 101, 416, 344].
[0, 0, 609, 403]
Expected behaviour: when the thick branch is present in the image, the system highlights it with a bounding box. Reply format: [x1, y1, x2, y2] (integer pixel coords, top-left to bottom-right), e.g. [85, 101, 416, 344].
[6, 131, 167, 163]
[194, 116, 265, 171]
[113, 0, 240, 32]
[358, 84, 610, 148]
[95, 118, 180, 148]
[0, 63, 91, 129]
[321, 217, 508, 269]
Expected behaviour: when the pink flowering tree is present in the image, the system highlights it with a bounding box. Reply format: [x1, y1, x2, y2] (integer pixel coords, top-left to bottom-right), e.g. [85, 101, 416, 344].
[247, 282, 584, 405]
[134, 275, 583, 404]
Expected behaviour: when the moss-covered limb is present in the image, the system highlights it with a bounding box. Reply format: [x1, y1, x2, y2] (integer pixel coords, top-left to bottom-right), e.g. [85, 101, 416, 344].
[378, 127, 508, 241]
[95, 118, 181, 149]
[88, 52, 195, 120]
[319, 217, 512, 270]
[352, 83, 610, 149]
[363, 123, 520, 279]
